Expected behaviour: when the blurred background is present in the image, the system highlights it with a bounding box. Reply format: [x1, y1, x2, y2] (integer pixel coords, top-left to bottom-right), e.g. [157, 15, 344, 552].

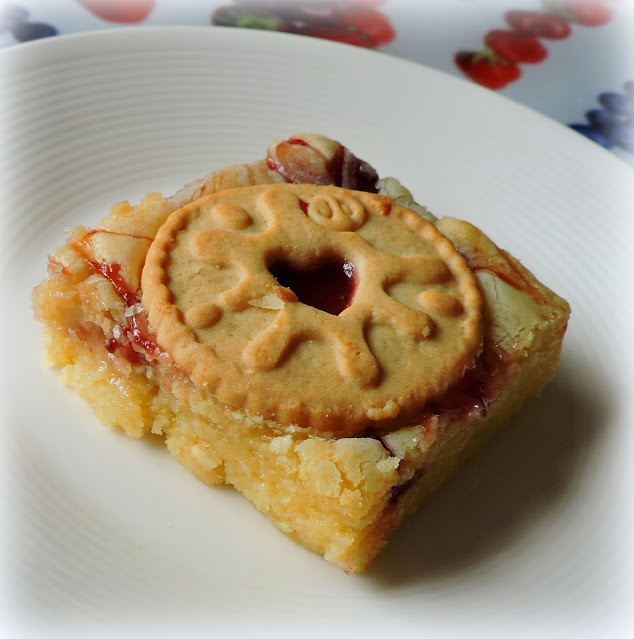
[2, 0, 633, 163]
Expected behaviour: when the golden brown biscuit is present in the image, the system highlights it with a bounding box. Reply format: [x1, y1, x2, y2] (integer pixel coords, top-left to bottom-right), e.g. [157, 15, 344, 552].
[142, 184, 483, 432]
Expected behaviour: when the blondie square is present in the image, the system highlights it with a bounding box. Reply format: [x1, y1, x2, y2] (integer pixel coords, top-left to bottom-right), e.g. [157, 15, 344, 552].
[32, 134, 570, 573]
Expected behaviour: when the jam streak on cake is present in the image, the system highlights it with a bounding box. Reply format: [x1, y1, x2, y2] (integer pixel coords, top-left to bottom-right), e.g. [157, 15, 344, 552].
[388, 467, 427, 507]
[426, 355, 493, 420]
[86, 260, 138, 306]
[267, 137, 380, 193]
[373, 347, 502, 460]
[85, 259, 163, 363]
[69, 229, 164, 364]
[465, 247, 551, 306]
[378, 350, 502, 518]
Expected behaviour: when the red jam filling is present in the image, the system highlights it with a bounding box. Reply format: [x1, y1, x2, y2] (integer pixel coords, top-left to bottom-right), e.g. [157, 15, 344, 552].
[266, 138, 379, 192]
[374, 348, 504, 459]
[269, 254, 357, 316]
[287, 137, 310, 147]
[381, 350, 503, 509]
[83, 259, 163, 363]
[425, 348, 502, 424]
[428, 361, 489, 418]
[465, 249, 550, 305]
[104, 308, 160, 363]
[387, 467, 427, 508]
[86, 261, 138, 306]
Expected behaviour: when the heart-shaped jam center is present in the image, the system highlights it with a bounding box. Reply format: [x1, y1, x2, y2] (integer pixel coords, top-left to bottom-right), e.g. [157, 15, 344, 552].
[270, 254, 357, 316]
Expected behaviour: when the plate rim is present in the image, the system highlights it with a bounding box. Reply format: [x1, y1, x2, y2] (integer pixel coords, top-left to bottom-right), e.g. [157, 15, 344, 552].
[3, 23, 633, 637]
[0, 23, 631, 175]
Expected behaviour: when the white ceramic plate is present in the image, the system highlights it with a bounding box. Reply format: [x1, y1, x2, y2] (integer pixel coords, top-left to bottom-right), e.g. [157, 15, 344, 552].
[2, 27, 633, 639]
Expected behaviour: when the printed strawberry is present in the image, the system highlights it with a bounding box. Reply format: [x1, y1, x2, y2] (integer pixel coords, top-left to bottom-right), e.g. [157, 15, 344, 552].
[343, 0, 386, 6]
[504, 10, 572, 39]
[231, 0, 385, 5]
[545, 1, 615, 26]
[337, 6, 395, 46]
[77, 0, 155, 23]
[454, 50, 521, 90]
[296, 25, 374, 47]
[212, 1, 395, 49]
[212, 6, 289, 31]
[485, 30, 548, 64]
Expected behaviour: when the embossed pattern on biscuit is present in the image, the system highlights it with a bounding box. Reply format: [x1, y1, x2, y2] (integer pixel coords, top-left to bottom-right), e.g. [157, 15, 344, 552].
[141, 184, 483, 433]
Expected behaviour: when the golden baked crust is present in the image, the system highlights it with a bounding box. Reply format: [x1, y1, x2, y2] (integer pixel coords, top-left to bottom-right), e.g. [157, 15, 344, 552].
[141, 183, 483, 433]
[32, 132, 570, 574]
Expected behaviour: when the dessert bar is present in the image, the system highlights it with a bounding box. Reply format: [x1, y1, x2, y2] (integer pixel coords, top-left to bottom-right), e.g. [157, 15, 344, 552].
[33, 134, 570, 573]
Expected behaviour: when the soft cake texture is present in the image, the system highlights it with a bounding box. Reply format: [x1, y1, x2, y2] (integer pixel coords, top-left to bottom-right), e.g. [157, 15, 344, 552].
[32, 133, 570, 573]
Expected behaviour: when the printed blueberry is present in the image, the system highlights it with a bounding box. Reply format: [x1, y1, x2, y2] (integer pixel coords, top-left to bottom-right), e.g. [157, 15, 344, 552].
[11, 21, 57, 42]
[606, 122, 634, 152]
[0, 3, 29, 32]
[569, 124, 613, 149]
[598, 91, 633, 116]
[585, 108, 621, 130]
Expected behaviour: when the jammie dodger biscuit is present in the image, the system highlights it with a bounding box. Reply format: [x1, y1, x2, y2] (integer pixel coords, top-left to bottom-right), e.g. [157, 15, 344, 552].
[141, 184, 483, 433]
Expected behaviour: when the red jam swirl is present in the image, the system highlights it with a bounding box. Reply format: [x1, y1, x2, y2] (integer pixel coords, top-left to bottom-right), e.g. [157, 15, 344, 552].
[86, 261, 138, 306]
[381, 349, 503, 508]
[83, 259, 163, 363]
[425, 348, 502, 423]
[465, 248, 551, 306]
[266, 137, 379, 193]
[287, 137, 310, 147]
[69, 226, 164, 363]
